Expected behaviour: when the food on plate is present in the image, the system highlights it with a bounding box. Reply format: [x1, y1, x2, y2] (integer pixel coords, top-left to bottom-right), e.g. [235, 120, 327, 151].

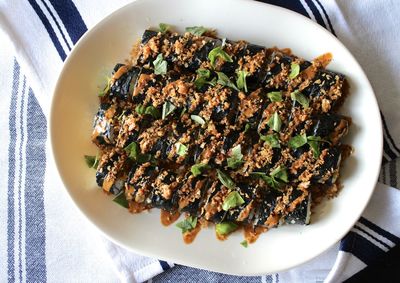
[86, 25, 351, 244]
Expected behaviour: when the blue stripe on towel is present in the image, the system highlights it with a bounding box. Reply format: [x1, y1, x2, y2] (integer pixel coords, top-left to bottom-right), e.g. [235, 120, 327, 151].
[7, 59, 20, 283]
[380, 111, 400, 156]
[353, 225, 391, 249]
[314, 0, 336, 35]
[258, 0, 310, 18]
[304, 0, 328, 29]
[27, 0, 67, 60]
[39, 0, 72, 51]
[340, 231, 386, 265]
[24, 89, 47, 283]
[17, 77, 27, 283]
[159, 260, 171, 271]
[359, 217, 400, 245]
[48, 0, 87, 44]
[383, 137, 397, 160]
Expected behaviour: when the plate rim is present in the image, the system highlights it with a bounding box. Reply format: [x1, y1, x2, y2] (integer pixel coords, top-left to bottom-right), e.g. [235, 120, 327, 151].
[49, 0, 383, 275]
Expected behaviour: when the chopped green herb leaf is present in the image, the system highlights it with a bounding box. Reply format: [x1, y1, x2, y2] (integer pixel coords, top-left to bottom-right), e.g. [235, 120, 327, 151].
[289, 63, 300, 79]
[260, 134, 280, 148]
[270, 166, 288, 183]
[180, 107, 187, 117]
[208, 46, 233, 67]
[99, 77, 112, 97]
[288, 133, 308, 149]
[216, 169, 236, 190]
[240, 240, 248, 248]
[244, 123, 251, 133]
[194, 69, 216, 89]
[135, 104, 146, 115]
[197, 68, 211, 78]
[236, 70, 248, 92]
[222, 191, 245, 211]
[194, 76, 217, 89]
[84, 155, 99, 169]
[137, 153, 152, 163]
[190, 115, 206, 125]
[159, 23, 170, 33]
[113, 192, 129, 208]
[124, 142, 139, 159]
[216, 222, 238, 236]
[124, 141, 152, 163]
[144, 106, 161, 119]
[216, 72, 239, 91]
[185, 26, 208, 36]
[162, 101, 176, 119]
[176, 216, 197, 233]
[251, 172, 280, 189]
[267, 112, 282, 132]
[191, 163, 210, 177]
[153, 54, 168, 75]
[290, 90, 309, 109]
[175, 142, 188, 157]
[227, 144, 243, 169]
[308, 140, 320, 158]
[267, 91, 283, 102]
[306, 136, 330, 158]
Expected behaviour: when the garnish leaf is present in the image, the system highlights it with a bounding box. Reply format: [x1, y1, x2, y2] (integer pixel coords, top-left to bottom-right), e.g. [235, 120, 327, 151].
[191, 163, 210, 177]
[307, 136, 330, 158]
[267, 91, 283, 102]
[144, 106, 161, 119]
[251, 166, 288, 189]
[240, 240, 248, 248]
[250, 172, 280, 189]
[176, 216, 197, 234]
[216, 169, 236, 190]
[216, 222, 238, 236]
[190, 115, 206, 125]
[288, 133, 308, 149]
[244, 123, 252, 133]
[290, 90, 309, 109]
[308, 140, 320, 158]
[175, 142, 188, 157]
[135, 104, 146, 115]
[227, 145, 244, 169]
[124, 142, 152, 163]
[84, 155, 99, 169]
[236, 70, 248, 92]
[197, 68, 211, 78]
[185, 26, 208, 36]
[159, 23, 170, 33]
[267, 112, 282, 132]
[260, 134, 280, 148]
[222, 191, 245, 211]
[124, 142, 139, 159]
[162, 101, 177, 119]
[270, 166, 288, 183]
[194, 69, 216, 89]
[153, 54, 168, 75]
[289, 62, 300, 79]
[113, 192, 129, 208]
[208, 46, 233, 67]
[99, 76, 112, 97]
[180, 107, 187, 117]
[216, 72, 239, 91]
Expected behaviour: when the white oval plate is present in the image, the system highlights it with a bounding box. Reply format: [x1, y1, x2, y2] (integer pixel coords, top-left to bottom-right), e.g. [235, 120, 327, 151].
[50, 0, 382, 275]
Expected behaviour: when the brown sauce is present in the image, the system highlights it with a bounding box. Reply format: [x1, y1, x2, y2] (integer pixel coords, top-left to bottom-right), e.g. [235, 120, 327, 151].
[183, 224, 201, 244]
[244, 225, 267, 244]
[160, 209, 181, 226]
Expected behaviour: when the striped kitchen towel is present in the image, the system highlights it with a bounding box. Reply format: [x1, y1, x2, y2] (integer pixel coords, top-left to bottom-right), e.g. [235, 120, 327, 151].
[1, 0, 399, 282]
